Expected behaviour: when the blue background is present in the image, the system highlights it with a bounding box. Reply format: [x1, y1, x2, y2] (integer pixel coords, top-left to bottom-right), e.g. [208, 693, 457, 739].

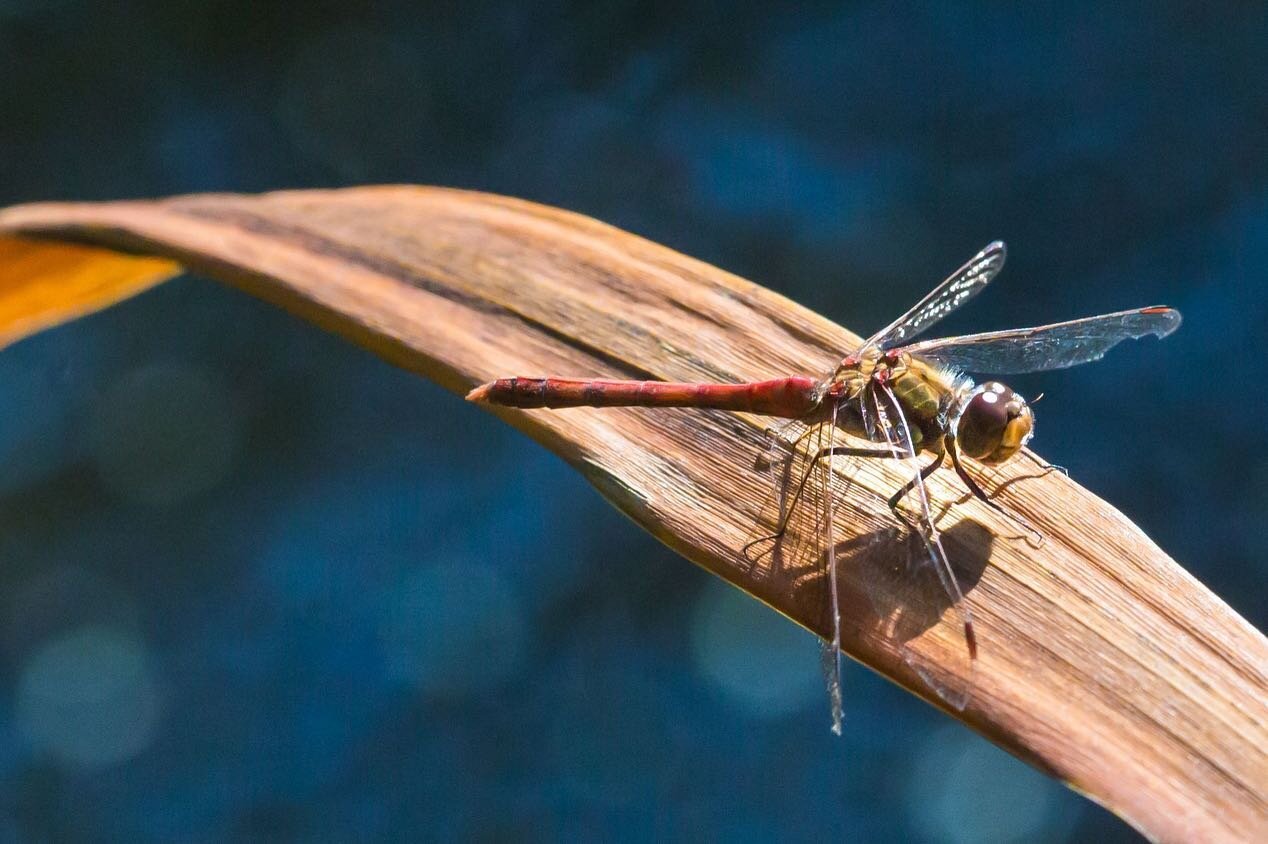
[0, 2, 1264, 841]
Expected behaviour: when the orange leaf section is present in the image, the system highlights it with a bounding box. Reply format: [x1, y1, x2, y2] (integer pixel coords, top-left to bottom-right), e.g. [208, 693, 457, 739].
[0, 235, 182, 350]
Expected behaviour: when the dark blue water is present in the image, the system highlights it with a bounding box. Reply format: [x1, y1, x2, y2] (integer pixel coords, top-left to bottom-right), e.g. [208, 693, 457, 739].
[1, 2, 1263, 840]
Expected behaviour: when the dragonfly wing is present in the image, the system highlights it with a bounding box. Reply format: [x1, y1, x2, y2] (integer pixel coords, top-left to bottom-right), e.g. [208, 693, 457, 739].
[904, 306, 1181, 375]
[743, 416, 849, 732]
[867, 381, 976, 710]
[862, 241, 1007, 351]
[821, 400, 846, 734]
[743, 419, 830, 581]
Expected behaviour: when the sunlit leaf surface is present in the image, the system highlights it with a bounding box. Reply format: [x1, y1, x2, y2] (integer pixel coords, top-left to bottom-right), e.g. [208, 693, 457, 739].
[0, 236, 181, 351]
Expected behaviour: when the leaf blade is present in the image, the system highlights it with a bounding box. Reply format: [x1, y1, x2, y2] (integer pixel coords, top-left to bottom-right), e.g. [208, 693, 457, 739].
[0, 188, 1263, 843]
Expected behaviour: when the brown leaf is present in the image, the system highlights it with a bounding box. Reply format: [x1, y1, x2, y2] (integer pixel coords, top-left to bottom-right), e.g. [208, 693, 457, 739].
[0, 188, 1264, 842]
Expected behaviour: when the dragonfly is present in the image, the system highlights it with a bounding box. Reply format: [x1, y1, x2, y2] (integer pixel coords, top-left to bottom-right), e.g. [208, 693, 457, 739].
[466, 241, 1181, 732]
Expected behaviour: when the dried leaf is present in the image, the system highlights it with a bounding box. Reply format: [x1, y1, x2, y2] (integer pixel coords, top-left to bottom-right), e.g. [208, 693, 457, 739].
[0, 188, 1263, 843]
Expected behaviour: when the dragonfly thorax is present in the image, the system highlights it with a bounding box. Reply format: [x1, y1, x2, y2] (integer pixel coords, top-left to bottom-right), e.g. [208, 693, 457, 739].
[825, 349, 958, 451]
[825, 351, 1034, 464]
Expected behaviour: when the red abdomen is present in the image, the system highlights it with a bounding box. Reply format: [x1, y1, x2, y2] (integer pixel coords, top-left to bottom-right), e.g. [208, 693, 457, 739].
[466, 376, 820, 419]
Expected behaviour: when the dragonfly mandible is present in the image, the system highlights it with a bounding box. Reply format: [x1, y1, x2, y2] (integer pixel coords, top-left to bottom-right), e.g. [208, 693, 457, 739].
[467, 241, 1181, 732]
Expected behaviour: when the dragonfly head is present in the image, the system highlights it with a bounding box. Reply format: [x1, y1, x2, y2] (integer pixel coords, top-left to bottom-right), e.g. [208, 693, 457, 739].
[955, 381, 1034, 465]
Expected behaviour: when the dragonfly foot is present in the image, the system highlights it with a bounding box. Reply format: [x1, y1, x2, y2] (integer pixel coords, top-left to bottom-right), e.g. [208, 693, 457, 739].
[1023, 451, 1069, 477]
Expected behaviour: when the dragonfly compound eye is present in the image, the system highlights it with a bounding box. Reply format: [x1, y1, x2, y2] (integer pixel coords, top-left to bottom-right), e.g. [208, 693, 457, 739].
[956, 382, 1034, 465]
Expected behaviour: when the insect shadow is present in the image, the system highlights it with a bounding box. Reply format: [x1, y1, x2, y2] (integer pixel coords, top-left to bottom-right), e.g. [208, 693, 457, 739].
[837, 519, 993, 651]
[740, 430, 994, 654]
[750, 515, 993, 653]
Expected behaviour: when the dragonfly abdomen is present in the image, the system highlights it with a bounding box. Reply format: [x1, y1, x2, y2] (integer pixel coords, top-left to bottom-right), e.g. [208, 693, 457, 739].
[467, 376, 821, 418]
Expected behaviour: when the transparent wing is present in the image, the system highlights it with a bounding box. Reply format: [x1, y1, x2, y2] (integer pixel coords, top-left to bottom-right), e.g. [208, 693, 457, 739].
[903, 306, 1181, 375]
[742, 419, 832, 586]
[868, 382, 976, 710]
[821, 399, 845, 735]
[863, 241, 1007, 351]
[742, 414, 849, 734]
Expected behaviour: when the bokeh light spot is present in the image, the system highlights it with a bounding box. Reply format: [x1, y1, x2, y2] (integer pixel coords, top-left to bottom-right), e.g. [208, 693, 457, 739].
[380, 561, 529, 697]
[690, 578, 821, 718]
[89, 362, 242, 507]
[907, 725, 1075, 843]
[16, 626, 162, 770]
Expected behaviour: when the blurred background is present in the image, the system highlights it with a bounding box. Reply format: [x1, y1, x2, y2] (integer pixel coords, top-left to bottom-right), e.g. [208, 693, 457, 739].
[0, 1, 1265, 841]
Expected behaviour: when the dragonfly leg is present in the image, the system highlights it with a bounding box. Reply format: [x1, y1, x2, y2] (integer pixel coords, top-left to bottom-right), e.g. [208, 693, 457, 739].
[885, 449, 945, 533]
[743, 444, 895, 558]
[755, 420, 822, 470]
[946, 435, 1045, 546]
[1022, 449, 1068, 476]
